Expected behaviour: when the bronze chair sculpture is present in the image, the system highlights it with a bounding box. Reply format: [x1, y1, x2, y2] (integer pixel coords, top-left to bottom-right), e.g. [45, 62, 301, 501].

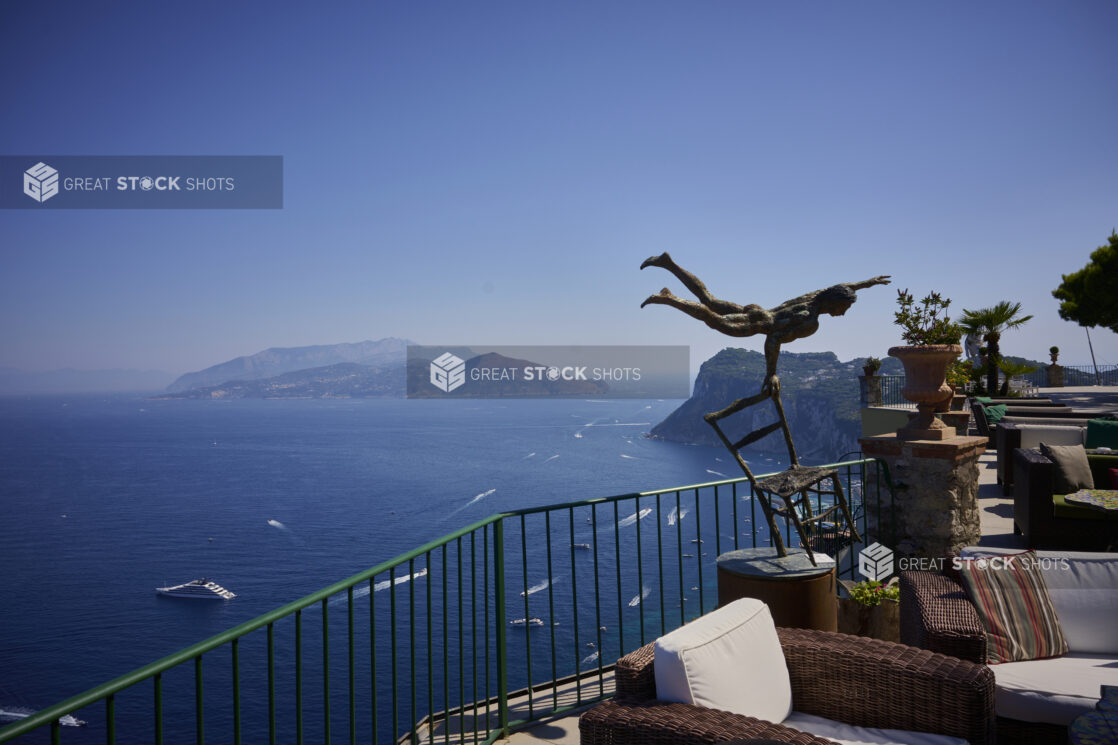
[641, 253, 890, 564]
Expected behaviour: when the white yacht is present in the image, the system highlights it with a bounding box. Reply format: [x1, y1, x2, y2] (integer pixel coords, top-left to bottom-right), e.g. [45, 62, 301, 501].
[508, 617, 544, 627]
[156, 579, 236, 600]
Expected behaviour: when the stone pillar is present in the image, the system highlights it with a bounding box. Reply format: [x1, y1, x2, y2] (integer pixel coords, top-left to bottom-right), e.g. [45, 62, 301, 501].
[859, 375, 882, 407]
[1046, 364, 1064, 387]
[858, 434, 986, 559]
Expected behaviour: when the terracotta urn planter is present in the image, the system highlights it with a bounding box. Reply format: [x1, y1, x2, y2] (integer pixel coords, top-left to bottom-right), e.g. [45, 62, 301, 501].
[888, 344, 963, 440]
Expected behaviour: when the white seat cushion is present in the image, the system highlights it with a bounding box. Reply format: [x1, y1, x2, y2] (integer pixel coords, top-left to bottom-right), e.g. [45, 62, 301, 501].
[992, 653, 1118, 725]
[783, 711, 968, 745]
[653, 598, 792, 724]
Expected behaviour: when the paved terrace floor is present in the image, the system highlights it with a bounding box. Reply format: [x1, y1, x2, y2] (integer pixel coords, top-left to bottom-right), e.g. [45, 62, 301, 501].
[499, 386, 1118, 745]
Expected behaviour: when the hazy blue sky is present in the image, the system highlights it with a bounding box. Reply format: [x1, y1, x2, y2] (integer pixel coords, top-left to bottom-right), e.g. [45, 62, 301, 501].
[2, 1, 1116, 377]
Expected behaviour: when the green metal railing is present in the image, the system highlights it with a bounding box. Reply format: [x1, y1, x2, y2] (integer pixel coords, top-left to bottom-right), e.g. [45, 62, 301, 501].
[0, 457, 894, 745]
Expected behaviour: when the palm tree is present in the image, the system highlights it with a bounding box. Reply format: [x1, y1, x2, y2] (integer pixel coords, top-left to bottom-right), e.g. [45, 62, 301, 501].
[959, 301, 1034, 394]
[996, 359, 1039, 396]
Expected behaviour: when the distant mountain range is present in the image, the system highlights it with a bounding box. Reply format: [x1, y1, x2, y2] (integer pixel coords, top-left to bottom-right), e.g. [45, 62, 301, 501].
[166, 338, 413, 392]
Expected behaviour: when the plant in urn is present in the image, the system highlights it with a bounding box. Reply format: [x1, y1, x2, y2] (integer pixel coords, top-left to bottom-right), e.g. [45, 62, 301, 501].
[889, 289, 963, 441]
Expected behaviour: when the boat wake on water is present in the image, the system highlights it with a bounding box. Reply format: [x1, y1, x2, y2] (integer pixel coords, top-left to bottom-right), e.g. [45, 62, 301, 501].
[332, 568, 429, 604]
[666, 506, 691, 526]
[629, 585, 651, 607]
[0, 708, 86, 727]
[520, 578, 561, 596]
[616, 508, 652, 528]
[443, 488, 497, 521]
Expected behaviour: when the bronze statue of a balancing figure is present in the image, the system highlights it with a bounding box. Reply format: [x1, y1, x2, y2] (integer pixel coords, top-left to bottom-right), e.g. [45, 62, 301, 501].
[640, 252, 891, 564]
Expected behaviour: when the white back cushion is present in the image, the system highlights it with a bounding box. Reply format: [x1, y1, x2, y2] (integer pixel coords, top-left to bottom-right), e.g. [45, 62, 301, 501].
[1017, 425, 1085, 448]
[960, 548, 1118, 654]
[654, 598, 792, 723]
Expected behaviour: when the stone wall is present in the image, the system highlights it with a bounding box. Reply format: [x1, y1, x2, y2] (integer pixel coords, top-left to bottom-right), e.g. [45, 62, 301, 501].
[858, 435, 986, 558]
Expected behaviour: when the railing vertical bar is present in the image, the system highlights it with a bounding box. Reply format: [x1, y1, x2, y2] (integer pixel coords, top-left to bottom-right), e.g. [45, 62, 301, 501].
[154, 672, 163, 745]
[232, 638, 242, 745]
[470, 532, 478, 745]
[695, 488, 704, 614]
[49, 721, 59, 745]
[322, 598, 330, 745]
[591, 503, 603, 689]
[457, 539, 465, 740]
[483, 524, 491, 739]
[194, 655, 204, 745]
[348, 586, 355, 745]
[370, 578, 377, 745]
[751, 483, 759, 548]
[519, 513, 533, 719]
[390, 566, 398, 745]
[732, 482, 740, 550]
[655, 493, 665, 637]
[494, 519, 509, 738]
[613, 500, 622, 655]
[268, 623, 276, 745]
[636, 495, 646, 647]
[545, 510, 557, 709]
[296, 610, 303, 745]
[426, 551, 434, 745]
[106, 693, 115, 745]
[442, 545, 449, 745]
[675, 491, 684, 626]
[568, 509, 581, 705]
[409, 557, 417, 745]
[714, 484, 722, 559]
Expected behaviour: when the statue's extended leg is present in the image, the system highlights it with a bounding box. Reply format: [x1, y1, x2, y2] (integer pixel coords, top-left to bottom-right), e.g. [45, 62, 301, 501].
[640, 290, 748, 337]
[640, 252, 744, 315]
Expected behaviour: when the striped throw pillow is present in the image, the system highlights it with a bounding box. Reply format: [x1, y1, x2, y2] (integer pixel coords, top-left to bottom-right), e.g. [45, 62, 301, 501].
[955, 550, 1068, 664]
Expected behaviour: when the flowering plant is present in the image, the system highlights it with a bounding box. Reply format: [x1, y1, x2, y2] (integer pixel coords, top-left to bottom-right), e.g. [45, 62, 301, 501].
[945, 359, 973, 388]
[850, 579, 900, 607]
[894, 289, 963, 345]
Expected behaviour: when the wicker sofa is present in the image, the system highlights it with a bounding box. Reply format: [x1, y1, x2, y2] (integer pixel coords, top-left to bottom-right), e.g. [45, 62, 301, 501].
[1012, 448, 1118, 550]
[969, 402, 1085, 441]
[579, 625, 995, 745]
[900, 549, 1118, 745]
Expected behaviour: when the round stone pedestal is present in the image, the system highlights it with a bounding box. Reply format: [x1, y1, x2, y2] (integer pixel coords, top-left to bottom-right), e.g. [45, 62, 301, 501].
[716, 548, 837, 631]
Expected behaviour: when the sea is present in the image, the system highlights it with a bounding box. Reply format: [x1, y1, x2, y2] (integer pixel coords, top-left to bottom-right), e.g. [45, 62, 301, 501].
[0, 395, 790, 743]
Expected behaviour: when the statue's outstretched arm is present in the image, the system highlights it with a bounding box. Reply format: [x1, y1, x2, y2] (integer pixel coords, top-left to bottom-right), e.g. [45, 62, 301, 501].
[845, 275, 892, 291]
[640, 252, 744, 315]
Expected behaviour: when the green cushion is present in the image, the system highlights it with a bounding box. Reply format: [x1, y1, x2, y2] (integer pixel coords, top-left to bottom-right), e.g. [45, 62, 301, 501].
[974, 396, 993, 404]
[1086, 419, 1118, 449]
[1053, 493, 1118, 521]
[984, 404, 1008, 424]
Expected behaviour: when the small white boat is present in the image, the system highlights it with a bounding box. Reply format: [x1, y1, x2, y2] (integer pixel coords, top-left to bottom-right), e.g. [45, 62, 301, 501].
[0, 710, 86, 728]
[156, 578, 236, 600]
[508, 617, 544, 627]
[572, 543, 591, 550]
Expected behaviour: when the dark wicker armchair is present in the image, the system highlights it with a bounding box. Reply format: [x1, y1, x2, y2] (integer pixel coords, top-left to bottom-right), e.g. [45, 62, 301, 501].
[899, 568, 1073, 745]
[579, 627, 995, 745]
